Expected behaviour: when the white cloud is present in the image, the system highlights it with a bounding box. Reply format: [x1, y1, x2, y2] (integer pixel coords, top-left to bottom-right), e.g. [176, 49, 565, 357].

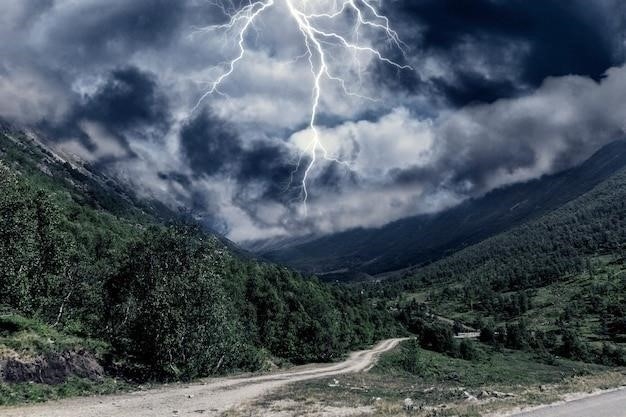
[290, 107, 434, 181]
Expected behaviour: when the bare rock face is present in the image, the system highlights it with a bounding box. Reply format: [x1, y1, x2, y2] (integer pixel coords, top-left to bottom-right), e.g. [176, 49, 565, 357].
[2, 350, 104, 384]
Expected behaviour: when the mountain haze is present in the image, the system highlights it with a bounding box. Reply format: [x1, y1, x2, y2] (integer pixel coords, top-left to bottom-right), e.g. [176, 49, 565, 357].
[259, 139, 626, 279]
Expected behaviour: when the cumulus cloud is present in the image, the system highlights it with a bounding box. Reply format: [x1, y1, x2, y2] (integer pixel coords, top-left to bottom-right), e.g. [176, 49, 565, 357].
[423, 69, 626, 192]
[290, 107, 434, 180]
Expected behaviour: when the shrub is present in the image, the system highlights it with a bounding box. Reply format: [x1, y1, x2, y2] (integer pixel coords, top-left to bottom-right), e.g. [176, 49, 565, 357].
[105, 227, 262, 379]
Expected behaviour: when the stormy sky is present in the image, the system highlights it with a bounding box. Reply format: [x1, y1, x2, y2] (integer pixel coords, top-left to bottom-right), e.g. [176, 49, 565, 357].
[1, 0, 626, 241]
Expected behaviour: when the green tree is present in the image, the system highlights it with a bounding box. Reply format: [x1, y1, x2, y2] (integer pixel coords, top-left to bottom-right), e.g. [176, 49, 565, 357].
[105, 226, 261, 379]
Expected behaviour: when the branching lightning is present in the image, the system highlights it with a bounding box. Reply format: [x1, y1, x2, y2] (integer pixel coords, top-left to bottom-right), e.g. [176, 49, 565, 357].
[194, 0, 411, 214]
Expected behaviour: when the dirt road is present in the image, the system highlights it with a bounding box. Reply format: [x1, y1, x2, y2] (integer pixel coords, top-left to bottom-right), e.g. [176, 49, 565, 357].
[503, 387, 626, 417]
[0, 338, 406, 417]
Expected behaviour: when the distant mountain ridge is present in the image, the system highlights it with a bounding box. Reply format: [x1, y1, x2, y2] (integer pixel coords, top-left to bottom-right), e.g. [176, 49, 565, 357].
[259, 139, 626, 279]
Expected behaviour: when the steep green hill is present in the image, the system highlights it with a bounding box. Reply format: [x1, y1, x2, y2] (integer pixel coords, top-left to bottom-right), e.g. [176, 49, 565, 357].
[262, 140, 626, 279]
[395, 162, 626, 295]
[0, 125, 398, 386]
[370, 159, 626, 365]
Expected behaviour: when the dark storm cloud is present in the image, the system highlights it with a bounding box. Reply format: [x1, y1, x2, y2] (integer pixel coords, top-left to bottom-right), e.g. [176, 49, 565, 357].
[180, 110, 240, 176]
[41, 66, 170, 151]
[180, 111, 302, 201]
[432, 71, 519, 107]
[0, 1, 187, 127]
[391, 133, 538, 193]
[388, 65, 626, 200]
[380, 0, 619, 106]
[178, 111, 315, 233]
[80, 68, 169, 132]
[2, 0, 626, 240]
[309, 163, 358, 195]
[39, 0, 186, 65]
[238, 143, 298, 200]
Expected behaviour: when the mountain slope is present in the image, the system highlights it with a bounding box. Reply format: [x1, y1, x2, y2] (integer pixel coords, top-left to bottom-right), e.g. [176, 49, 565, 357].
[0, 124, 399, 387]
[0, 119, 181, 223]
[261, 139, 626, 278]
[394, 155, 626, 294]
[373, 139, 626, 364]
[0, 119, 252, 258]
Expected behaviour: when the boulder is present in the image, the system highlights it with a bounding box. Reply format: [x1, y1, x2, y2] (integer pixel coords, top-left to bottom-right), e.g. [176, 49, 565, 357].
[403, 398, 414, 410]
[463, 391, 478, 402]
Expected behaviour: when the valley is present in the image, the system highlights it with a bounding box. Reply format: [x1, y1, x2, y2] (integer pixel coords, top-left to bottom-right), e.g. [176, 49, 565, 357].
[3, 1, 626, 415]
[258, 140, 626, 280]
[2, 124, 626, 416]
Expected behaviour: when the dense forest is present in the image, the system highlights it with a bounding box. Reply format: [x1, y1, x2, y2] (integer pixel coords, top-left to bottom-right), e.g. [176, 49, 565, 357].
[0, 128, 398, 381]
[393, 164, 626, 298]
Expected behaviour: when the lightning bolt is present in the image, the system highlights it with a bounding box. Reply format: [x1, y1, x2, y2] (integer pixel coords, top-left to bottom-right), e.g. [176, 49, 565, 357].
[194, 0, 411, 215]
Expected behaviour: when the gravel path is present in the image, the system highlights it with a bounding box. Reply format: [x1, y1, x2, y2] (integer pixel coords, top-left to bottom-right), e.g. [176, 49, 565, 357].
[0, 338, 406, 417]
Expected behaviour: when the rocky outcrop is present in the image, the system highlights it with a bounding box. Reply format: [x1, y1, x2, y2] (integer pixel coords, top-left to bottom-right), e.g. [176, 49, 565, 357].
[0, 350, 103, 384]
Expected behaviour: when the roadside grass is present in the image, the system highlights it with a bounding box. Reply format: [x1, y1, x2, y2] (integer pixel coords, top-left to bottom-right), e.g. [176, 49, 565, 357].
[0, 313, 109, 358]
[222, 339, 626, 417]
[372, 340, 606, 387]
[0, 377, 132, 407]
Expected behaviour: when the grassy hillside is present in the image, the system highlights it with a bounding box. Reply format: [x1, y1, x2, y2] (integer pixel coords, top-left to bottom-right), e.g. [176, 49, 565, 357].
[262, 140, 626, 278]
[0, 126, 400, 399]
[392, 164, 626, 296]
